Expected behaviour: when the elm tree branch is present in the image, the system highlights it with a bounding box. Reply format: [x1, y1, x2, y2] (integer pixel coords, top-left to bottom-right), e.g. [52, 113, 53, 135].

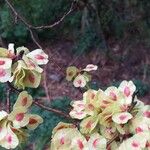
[43, 68, 51, 102]
[5, 0, 76, 50]
[107, 133, 119, 146]
[29, 29, 43, 49]
[6, 87, 11, 113]
[128, 90, 139, 112]
[5, 0, 42, 48]
[4, 0, 32, 28]
[5, 0, 76, 30]
[33, 101, 71, 119]
[7, 82, 71, 119]
[31, 1, 76, 30]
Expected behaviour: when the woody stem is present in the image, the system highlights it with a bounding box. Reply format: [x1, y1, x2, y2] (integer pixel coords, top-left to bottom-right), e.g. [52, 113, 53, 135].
[7, 82, 73, 120]
[33, 101, 71, 119]
[6, 87, 11, 113]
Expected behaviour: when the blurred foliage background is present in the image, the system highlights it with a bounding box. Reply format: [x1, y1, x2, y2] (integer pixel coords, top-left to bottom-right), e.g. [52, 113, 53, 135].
[0, 0, 150, 149]
[0, 0, 150, 51]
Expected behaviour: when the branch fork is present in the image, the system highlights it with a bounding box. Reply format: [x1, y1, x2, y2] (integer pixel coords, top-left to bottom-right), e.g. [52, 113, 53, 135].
[5, 0, 76, 48]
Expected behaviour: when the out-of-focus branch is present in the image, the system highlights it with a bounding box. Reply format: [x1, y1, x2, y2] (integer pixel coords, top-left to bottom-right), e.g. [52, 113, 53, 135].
[7, 82, 23, 93]
[107, 134, 119, 146]
[128, 91, 138, 112]
[6, 87, 11, 113]
[0, 36, 7, 48]
[43, 68, 51, 102]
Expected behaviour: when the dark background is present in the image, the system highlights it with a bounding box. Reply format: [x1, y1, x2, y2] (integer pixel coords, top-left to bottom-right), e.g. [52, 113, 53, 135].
[0, 0, 150, 149]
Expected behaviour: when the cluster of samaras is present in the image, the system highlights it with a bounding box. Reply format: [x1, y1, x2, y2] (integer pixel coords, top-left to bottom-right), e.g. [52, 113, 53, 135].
[51, 74, 150, 150]
[0, 44, 48, 89]
[0, 44, 49, 149]
[0, 91, 43, 149]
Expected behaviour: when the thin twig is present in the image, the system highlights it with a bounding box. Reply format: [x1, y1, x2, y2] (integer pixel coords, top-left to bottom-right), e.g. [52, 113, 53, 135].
[29, 29, 43, 49]
[0, 36, 7, 48]
[5, 0, 76, 30]
[36, 97, 48, 101]
[5, 0, 32, 28]
[5, 0, 76, 49]
[31, 2, 76, 30]
[143, 55, 149, 82]
[128, 90, 138, 112]
[6, 88, 11, 113]
[107, 134, 119, 146]
[33, 101, 71, 119]
[5, 0, 77, 70]
[7, 82, 23, 93]
[43, 68, 51, 102]
[7, 82, 71, 119]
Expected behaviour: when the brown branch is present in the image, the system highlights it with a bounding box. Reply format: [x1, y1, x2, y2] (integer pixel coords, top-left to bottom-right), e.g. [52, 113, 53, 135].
[7, 82, 71, 119]
[5, 0, 76, 49]
[29, 29, 43, 49]
[6, 51, 69, 118]
[31, 2, 75, 30]
[7, 82, 23, 93]
[128, 91, 138, 112]
[5, 0, 77, 73]
[5, 0, 32, 28]
[36, 97, 48, 101]
[6, 88, 11, 113]
[107, 134, 119, 146]
[5, 0, 76, 30]
[0, 36, 7, 48]
[4, 0, 42, 48]
[33, 101, 71, 119]
[43, 68, 51, 102]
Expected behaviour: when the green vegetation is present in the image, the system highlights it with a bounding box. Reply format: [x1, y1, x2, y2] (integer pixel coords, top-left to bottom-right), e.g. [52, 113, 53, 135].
[1, 0, 150, 52]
